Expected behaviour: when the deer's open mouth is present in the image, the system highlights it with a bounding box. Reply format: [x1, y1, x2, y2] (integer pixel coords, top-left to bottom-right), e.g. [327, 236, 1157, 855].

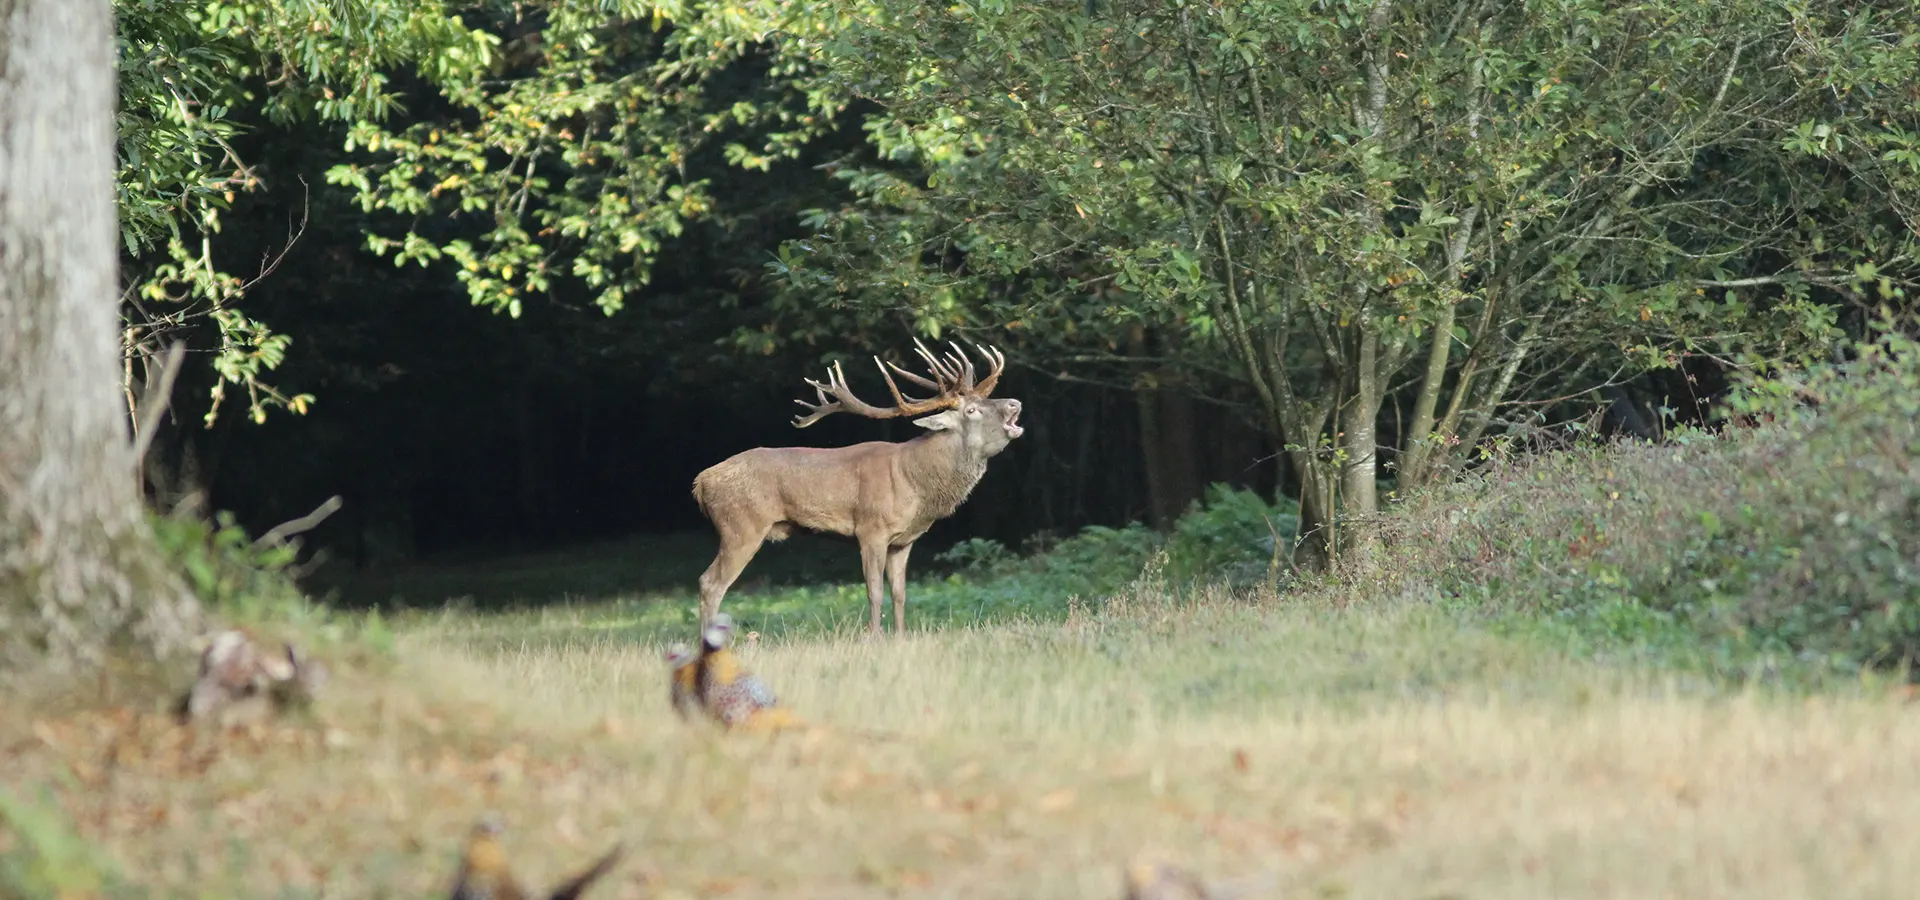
[1004, 406, 1024, 439]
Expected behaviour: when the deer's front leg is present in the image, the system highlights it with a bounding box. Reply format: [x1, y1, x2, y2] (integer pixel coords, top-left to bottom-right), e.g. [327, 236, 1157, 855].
[858, 535, 888, 637]
[885, 543, 913, 636]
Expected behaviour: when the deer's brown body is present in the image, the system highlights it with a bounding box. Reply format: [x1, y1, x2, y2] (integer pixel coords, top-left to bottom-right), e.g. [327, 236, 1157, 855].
[691, 341, 1024, 635]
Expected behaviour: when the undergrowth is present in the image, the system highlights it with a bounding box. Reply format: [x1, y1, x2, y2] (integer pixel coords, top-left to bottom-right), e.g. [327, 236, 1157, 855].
[926, 484, 1298, 608]
[148, 508, 395, 654]
[1361, 328, 1920, 683]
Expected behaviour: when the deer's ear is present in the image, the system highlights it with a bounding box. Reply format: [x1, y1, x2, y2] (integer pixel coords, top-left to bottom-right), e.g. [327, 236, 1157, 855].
[912, 409, 962, 432]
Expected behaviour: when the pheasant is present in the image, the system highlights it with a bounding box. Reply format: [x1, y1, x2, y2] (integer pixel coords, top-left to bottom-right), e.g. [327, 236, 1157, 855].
[1122, 860, 1211, 900]
[448, 815, 625, 900]
[692, 613, 797, 730]
[665, 643, 700, 720]
[176, 628, 328, 725]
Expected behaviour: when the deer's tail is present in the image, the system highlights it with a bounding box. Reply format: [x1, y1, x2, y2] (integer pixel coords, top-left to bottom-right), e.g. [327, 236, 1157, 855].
[690, 468, 716, 521]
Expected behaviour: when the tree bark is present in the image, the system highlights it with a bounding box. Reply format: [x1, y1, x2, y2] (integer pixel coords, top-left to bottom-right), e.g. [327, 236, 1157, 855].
[1135, 374, 1172, 531]
[1343, 322, 1382, 520]
[1336, 0, 1395, 556]
[1400, 205, 1480, 488]
[1, 0, 198, 668]
[1157, 387, 1200, 504]
[1135, 366, 1202, 531]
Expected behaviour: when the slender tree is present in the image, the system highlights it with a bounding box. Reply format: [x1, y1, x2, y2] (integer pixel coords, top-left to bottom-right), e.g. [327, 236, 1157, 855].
[2, 0, 197, 668]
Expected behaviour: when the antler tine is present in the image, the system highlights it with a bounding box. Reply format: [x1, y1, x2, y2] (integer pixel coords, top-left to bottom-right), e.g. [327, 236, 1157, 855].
[944, 341, 978, 392]
[908, 338, 947, 385]
[791, 360, 848, 428]
[883, 358, 943, 393]
[871, 356, 950, 414]
[793, 352, 960, 429]
[971, 343, 1007, 397]
[911, 338, 964, 389]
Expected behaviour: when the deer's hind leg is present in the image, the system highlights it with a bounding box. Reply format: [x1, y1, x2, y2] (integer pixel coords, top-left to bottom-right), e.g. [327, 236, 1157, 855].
[699, 521, 772, 626]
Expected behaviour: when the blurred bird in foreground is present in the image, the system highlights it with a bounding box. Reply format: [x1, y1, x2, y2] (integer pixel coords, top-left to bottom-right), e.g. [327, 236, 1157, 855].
[177, 628, 328, 725]
[691, 613, 803, 731]
[1123, 859, 1211, 900]
[666, 643, 700, 720]
[449, 815, 626, 900]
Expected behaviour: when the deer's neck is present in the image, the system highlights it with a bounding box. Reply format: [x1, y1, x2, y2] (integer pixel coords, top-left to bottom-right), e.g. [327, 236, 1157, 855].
[899, 431, 989, 520]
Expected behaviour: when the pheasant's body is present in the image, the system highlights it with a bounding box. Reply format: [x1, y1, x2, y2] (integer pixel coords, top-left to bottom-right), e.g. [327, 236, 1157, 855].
[178, 629, 328, 725]
[1123, 861, 1210, 900]
[666, 644, 700, 720]
[740, 706, 806, 732]
[448, 817, 624, 900]
[696, 643, 780, 726]
[688, 614, 801, 730]
[449, 821, 527, 900]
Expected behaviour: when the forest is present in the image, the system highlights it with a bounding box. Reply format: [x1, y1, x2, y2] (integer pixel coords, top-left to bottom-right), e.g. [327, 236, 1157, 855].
[3, 0, 1920, 897]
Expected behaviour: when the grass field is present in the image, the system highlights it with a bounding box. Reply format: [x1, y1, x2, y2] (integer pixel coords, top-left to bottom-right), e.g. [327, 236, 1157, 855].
[6, 530, 1920, 899]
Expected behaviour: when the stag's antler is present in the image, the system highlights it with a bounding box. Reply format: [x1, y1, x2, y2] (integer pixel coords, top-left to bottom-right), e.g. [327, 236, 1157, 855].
[792, 341, 1010, 428]
[791, 355, 957, 428]
[886, 339, 1006, 397]
[970, 343, 1007, 397]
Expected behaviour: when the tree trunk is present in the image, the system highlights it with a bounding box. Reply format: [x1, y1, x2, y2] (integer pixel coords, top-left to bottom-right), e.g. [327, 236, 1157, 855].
[1400, 205, 1480, 489]
[1286, 450, 1334, 572]
[1157, 387, 1201, 508]
[1135, 368, 1202, 531]
[0, 0, 198, 668]
[1336, 0, 1393, 556]
[1343, 322, 1382, 521]
[1135, 374, 1170, 530]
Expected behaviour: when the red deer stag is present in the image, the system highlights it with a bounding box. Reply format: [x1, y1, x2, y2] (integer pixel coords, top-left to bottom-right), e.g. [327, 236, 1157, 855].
[691, 340, 1024, 636]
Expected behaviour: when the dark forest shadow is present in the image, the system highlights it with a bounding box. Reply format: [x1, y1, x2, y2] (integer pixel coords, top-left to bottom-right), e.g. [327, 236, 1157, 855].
[312, 530, 861, 610]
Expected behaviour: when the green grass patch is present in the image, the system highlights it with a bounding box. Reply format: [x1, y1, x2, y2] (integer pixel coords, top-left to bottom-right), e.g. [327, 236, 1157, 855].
[348, 485, 1298, 648]
[0, 783, 126, 899]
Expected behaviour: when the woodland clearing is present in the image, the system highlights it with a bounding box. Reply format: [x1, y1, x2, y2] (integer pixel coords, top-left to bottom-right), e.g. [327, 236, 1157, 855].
[6, 579, 1917, 899]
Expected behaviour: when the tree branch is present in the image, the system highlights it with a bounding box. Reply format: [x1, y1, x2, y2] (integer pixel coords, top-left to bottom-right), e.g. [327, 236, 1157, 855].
[253, 495, 345, 550]
[129, 341, 187, 473]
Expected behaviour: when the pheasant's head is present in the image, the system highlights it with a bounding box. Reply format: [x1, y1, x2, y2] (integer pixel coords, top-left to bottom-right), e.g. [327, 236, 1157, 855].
[664, 643, 695, 667]
[463, 813, 511, 872]
[472, 813, 506, 839]
[702, 614, 735, 652]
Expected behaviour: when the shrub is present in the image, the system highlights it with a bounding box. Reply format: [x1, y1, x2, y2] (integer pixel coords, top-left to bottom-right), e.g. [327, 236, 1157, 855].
[1362, 328, 1920, 680]
[1165, 484, 1299, 588]
[917, 484, 1297, 624]
[147, 507, 388, 655]
[149, 509, 310, 621]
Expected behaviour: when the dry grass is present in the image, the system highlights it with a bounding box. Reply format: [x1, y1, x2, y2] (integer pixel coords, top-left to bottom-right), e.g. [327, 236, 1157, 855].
[6, 590, 1920, 899]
